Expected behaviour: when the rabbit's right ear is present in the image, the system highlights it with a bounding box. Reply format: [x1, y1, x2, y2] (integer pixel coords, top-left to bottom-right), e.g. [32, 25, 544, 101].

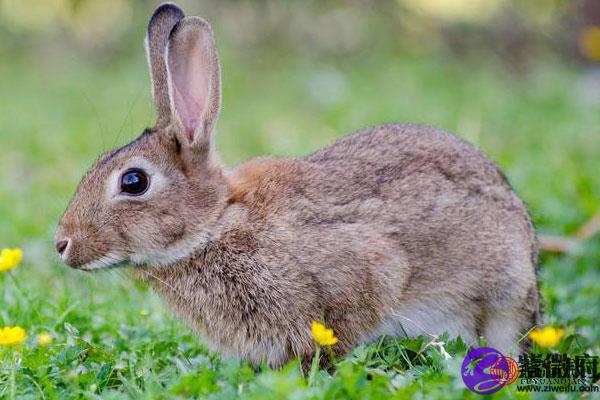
[165, 16, 221, 148]
[146, 3, 184, 127]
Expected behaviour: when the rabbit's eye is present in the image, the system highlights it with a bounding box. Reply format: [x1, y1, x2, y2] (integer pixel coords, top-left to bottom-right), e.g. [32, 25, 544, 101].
[120, 169, 149, 196]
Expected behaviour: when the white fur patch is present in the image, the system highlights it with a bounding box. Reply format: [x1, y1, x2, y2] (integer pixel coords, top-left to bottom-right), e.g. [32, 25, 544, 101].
[365, 302, 476, 345]
[129, 230, 210, 267]
[80, 253, 126, 271]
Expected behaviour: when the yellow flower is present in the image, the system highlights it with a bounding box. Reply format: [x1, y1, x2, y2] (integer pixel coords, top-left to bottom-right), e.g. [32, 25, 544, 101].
[38, 332, 53, 346]
[0, 326, 27, 346]
[0, 248, 23, 271]
[311, 321, 338, 346]
[529, 327, 565, 348]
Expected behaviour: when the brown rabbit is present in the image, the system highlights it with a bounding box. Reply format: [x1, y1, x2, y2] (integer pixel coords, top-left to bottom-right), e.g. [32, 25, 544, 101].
[56, 2, 540, 367]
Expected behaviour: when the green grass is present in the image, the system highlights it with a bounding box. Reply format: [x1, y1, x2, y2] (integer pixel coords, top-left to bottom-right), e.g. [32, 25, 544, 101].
[1, 20, 599, 399]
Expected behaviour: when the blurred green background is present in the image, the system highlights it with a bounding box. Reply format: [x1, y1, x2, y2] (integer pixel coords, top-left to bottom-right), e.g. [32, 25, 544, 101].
[1, 0, 599, 398]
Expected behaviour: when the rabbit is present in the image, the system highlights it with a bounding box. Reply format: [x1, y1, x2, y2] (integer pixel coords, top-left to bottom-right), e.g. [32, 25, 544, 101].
[55, 2, 540, 368]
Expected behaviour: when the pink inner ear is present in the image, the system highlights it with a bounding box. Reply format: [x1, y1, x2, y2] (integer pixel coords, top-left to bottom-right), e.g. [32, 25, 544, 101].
[170, 39, 209, 144]
[172, 85, 200, 143]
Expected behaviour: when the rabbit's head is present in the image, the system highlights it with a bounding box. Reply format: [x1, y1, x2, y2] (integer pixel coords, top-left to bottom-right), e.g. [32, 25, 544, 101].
[56, 3, 227, 270]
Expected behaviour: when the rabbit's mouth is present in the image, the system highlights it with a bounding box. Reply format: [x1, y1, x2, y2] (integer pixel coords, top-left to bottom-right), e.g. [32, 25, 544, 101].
[55, 222, 131, 271]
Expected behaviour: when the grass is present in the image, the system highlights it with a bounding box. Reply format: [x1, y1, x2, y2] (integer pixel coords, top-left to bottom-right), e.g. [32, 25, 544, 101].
[1, 14, 599, 399]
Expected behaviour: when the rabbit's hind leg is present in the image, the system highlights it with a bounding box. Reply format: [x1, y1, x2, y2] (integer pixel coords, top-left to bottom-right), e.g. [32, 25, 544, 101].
[481, 284, 540, 355]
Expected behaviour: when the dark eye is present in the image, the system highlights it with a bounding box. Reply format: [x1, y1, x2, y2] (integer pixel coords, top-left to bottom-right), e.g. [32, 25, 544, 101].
[120, 169, 149, 196]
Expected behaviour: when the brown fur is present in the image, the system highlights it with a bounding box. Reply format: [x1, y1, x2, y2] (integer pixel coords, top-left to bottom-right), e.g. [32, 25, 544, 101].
[227, 157, 291, 204]
[56, 3, 540, 367]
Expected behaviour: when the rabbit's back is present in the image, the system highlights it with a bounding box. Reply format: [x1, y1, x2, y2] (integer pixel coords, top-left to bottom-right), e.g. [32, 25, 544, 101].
[300, 124, 534, 254]
[302, 124, 536, 294]
[306, 123, 510, 191]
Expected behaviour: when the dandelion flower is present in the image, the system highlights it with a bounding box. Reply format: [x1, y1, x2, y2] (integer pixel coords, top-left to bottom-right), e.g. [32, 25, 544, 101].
[529, 327, 564, 348]
[0, 326, 27, 346]
[311, 321, 338, 346]
[0, 248, 23, 271]
[38, 332, 53, 346]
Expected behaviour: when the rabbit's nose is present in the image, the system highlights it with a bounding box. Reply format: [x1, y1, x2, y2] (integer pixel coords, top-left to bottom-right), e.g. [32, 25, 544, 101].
[56, 240, 69, 257]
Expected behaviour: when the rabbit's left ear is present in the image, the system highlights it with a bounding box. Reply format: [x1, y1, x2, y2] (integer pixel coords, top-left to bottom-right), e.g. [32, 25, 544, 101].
[146, 3, 185, 128]
[166, 16, 221, 147]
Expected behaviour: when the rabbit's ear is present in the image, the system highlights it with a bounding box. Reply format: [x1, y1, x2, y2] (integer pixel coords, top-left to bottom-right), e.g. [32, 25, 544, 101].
[145, 3, 184, 127]
[166, 17, 221, 146]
